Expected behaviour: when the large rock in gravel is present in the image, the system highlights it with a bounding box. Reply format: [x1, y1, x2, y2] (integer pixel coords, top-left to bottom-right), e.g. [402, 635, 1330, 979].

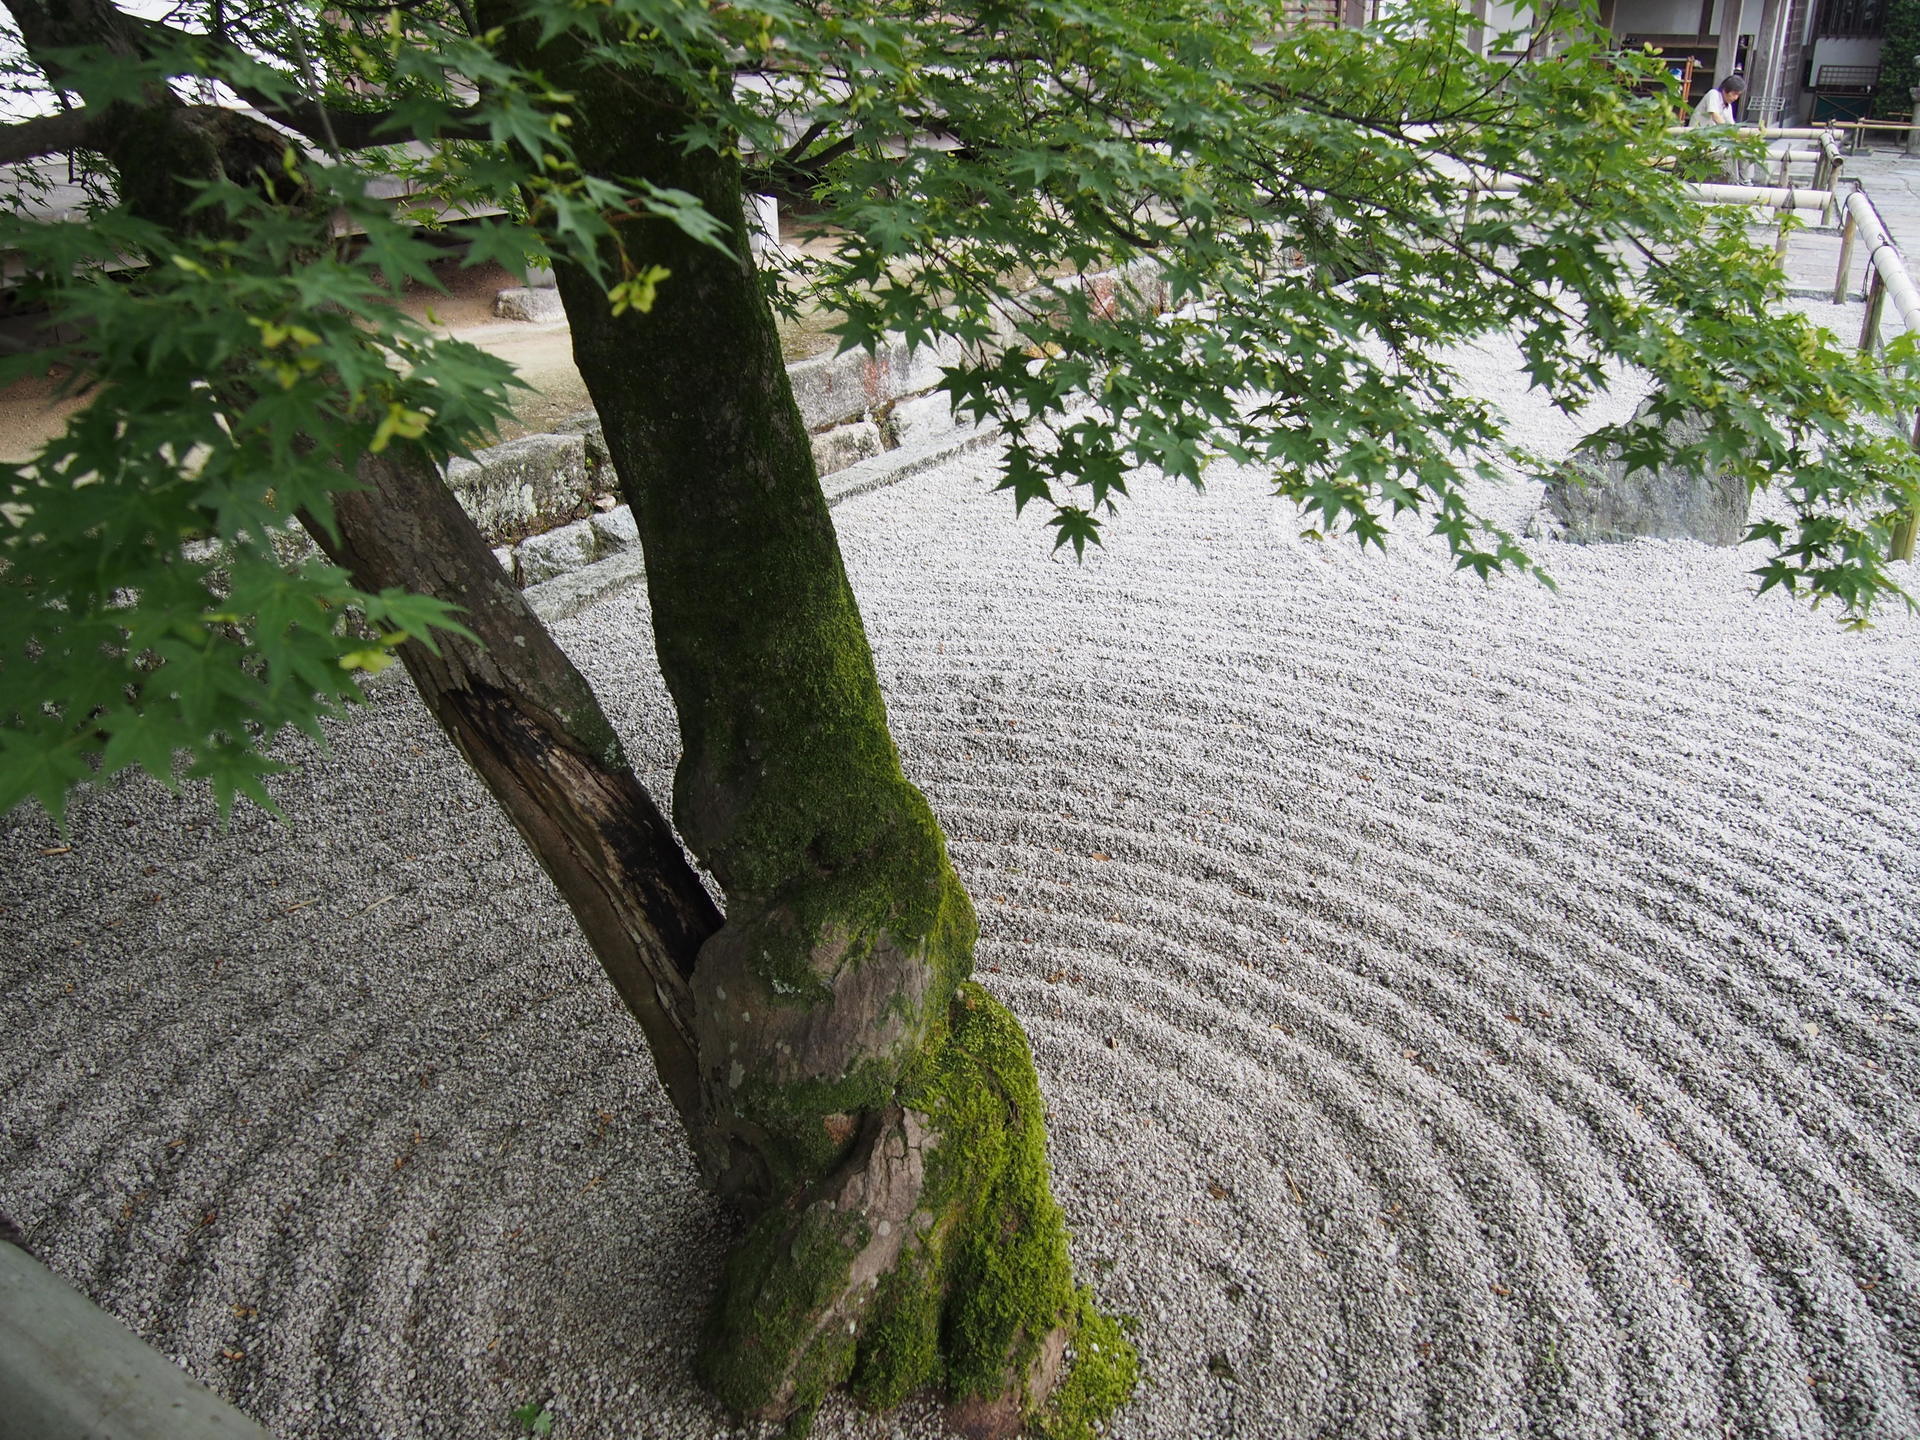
[493, 287, 566, 323]
[1542, 399, 1749, 546]
[444, 432, 591, 539]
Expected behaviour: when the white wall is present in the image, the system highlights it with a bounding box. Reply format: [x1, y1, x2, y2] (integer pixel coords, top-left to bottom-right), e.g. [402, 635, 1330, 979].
[1806, 36, 1884, 72]
[1614, 0, 1701, 35]
[1482, 0, 1529, 44]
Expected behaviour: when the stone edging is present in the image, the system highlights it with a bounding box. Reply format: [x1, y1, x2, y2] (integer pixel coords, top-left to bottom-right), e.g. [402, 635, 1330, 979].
[522, 421, 1001, 623]
[465, 260, 1173, 592]
[0, 1236, 273, 1440]
[464, 330, 990, 592]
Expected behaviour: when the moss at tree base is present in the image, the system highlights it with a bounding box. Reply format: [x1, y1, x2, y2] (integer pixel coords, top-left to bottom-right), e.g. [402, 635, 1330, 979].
[1032, 1295, 1140, 1440]
[696, 984, 1137, 1436]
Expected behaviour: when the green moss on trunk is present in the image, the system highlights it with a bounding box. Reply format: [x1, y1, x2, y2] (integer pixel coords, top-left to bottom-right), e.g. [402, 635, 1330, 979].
[910, 984, 1075, 1401]
[1032, 1297, 1140, 1440]
[479, 21, 1138, 1433]
[703, 985, 1137, 1434]
[699, 1202, 867, 1418]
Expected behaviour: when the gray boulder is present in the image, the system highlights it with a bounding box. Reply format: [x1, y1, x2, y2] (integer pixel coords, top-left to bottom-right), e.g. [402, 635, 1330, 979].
[1542, 399, 1749, 546]
[552, 410, 612, 473]
[494, 287, 566, 323]
[589, 503, 641, 554]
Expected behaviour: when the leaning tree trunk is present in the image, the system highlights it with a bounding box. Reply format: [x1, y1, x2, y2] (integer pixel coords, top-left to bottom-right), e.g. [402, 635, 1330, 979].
[302, 448, 722, 1128]
[7, 0, 727, 1135]
[18, 0, 1134, 1425]
[490, 25, 1134, 1438]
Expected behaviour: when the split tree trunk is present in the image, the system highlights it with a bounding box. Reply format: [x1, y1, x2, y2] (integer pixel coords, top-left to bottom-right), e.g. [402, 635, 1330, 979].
[21, 0, 1134, 1427]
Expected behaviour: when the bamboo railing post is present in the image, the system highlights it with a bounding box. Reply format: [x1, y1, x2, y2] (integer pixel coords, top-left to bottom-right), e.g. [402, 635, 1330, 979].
[1892, 512, 1918, 561]
[1816, 133, 1844, 214]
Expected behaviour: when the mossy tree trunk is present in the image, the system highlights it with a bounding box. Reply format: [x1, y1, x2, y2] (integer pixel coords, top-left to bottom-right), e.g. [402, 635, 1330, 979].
[20, 0, 1133, 1426]
[482, 20, 1132, 1436]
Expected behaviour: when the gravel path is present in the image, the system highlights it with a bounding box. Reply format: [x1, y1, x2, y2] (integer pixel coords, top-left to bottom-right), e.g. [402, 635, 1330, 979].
[4, 330, 1919, 1440]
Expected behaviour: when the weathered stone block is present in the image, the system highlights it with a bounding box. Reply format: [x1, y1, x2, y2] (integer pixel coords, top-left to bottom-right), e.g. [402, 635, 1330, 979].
[445, 432, 591, 540]
[590, 504, 641, 553]
[898, 334, 970, 395]
[1543, 400, 1750, 547]
[889, 392, 962, 447]
[494, 287, 567, 323]
[811, 421, 885, 476]
[552, 410, 611, 472]
[785, 338, 965, 431]
[786, 346, 902, 430]
[515, 517, 600, 583]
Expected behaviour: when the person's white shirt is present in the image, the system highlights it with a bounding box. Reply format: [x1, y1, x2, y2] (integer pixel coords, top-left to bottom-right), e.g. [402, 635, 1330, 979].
[1691, 87, 1740, 127]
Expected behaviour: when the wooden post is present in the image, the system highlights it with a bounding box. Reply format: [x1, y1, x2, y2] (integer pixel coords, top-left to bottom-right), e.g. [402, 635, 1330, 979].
[1834, 206, 1858, 303]
[1860, 269, 1887, 352]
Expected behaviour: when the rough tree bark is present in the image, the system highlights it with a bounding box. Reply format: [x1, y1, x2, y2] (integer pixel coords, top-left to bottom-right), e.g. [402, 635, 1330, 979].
[478, 21, 1132, 1433]
[10, 0, 725, 1130]
[304, 451, 722, 1128]
[18, 0, 1135, 1430]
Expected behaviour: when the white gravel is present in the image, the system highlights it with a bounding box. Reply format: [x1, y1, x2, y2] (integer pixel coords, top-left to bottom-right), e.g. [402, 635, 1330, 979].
[3, 316, 1919, 1440]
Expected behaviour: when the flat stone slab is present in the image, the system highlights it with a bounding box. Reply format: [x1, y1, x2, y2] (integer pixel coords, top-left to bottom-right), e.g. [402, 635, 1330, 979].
[0, 1239, 272, 1440]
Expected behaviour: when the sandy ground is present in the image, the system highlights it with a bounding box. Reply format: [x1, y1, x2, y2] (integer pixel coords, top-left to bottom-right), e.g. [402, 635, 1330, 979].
[0, 223, 847, 464]
[3, 306, 1919, 1440]
[0, 256, 600, 464]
